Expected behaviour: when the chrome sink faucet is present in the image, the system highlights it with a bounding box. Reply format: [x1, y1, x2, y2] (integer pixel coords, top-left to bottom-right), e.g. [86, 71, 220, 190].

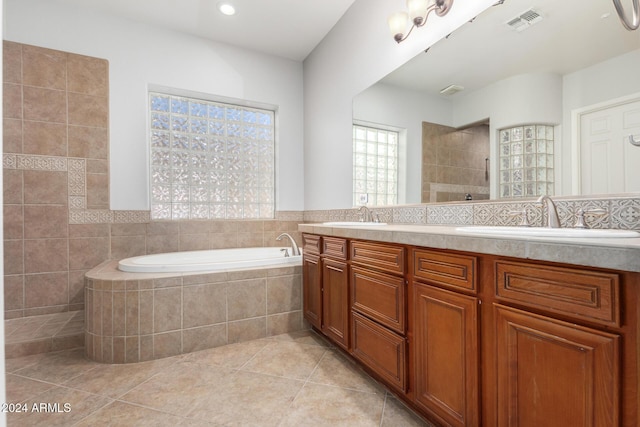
[536, 195, 561, 228]
[276, 233, 301, 256]
[358, 205, 373, 222]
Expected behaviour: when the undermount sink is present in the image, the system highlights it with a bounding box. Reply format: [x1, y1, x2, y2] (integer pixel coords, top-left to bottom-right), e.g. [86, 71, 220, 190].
[322, 221, 388, 226]
[456, 226, 640, 238]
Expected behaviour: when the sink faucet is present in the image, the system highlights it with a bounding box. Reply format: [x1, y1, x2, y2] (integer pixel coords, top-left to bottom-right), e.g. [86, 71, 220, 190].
[358, 205, 380, 222]
[276, 233, 301, 256]
[536, 195, 561, 228]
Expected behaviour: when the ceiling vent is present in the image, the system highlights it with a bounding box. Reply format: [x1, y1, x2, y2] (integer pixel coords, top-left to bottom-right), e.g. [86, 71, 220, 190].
[440, 84, 464, 95]
[506, 9, 543, 32]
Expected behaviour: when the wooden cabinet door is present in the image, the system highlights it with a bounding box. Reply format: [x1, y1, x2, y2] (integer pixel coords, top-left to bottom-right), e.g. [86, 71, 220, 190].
[322, 258, 349, 350]
[302, 253, 322, 329]
[495, 304, 620, 427]
[413, 282, 479, 427]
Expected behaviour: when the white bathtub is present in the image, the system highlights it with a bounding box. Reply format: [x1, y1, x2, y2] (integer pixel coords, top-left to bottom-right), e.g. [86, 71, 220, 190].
[118, 246, 302, 273]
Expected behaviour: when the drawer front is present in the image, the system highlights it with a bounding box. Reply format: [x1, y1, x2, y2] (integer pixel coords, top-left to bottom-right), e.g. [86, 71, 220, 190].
[496, 260, 620, 327]
[302, 234, 321, 255]
[413, 249, 477, 294]
[351, 266, 406, 334]
[351, 312, 407, 393]
[323, 237, 348, 260]
[351, 241, 405, 274]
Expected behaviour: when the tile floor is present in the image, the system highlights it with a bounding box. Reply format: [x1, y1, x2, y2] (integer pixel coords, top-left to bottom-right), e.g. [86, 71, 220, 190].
[5, 312, 85, 359]
[5, 330, 432, 426]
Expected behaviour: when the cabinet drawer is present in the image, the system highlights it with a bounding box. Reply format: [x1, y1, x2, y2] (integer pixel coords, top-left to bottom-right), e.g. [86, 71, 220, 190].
[351, 266, 406, 334]
[351, 241, 405, 274]
[323, 237, 347, 260]
[351, 312, 407, 393]
[496, 260, 620, 327]
[302, 234, 321, 255]
[413, 249, 477, 294]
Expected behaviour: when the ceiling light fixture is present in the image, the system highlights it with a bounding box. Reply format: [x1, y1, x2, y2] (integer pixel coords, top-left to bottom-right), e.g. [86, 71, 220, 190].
[218, 2, 236, 16]
[388, 0, 454, 43]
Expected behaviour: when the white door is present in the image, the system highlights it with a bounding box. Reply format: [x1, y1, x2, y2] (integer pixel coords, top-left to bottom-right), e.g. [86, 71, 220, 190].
[580, 99, 640, 194]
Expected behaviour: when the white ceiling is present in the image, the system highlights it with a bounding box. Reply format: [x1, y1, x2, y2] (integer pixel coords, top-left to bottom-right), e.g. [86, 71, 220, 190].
[52, 0, 357, 61]
[380, 0, 640, 96]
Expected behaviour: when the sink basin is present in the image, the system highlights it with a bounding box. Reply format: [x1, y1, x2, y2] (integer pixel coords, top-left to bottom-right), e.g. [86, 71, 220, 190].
[456, 226, 640, 238]
[322, 221, 388, 226]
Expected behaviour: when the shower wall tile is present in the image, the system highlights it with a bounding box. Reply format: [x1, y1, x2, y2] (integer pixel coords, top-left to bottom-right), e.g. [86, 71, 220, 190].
[23, 121, 67, 157]
[67, 53, 108, 97]
[3, 119, 23, 153]
[4, 275, 24, 311]
[3, 169, 23, 203]
[24, 238, 68, 274]
[22, 45, 66, 90]
[3, 83, 23, 119]
[24, 205, 68, 238]
[23, 170, 67, 204]
[68, 125, 108, 160]
[3, 41, 22, 83]
[4, 240, 24, 275]
[24, 272, 68, 308]
[68, 93, 108, 127]
[23, 87, 66, 123]
[4, 204, 23, 240]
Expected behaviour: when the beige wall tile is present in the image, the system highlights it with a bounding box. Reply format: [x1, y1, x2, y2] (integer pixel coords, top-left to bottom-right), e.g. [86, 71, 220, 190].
[3, 118, 23, 153]
[112, 292, 126, 336]
[227, 278, 266, 321]
[22, 45, 66, 90]
[125, 291, 139, 337]
[154, 288, 181, 333]
[69, 237, 109, 270]
[228, 317, 266, 344]
[4, 83, 23, 119]
[24, 205, 68, 239]
[111, 236, 146, 260]
[24, 272, 68, 308]
[4, 204, 23, 240]
[267, 311, 303, 336]
[23, 170, 67, 204]
[68, 270, 86, 306]
[183, 284, 226, 328]
[68, 125, 108, 159]
[139, 290, 153, 335]
[125, 336, 139, 363]
[86, 173, 109, 209]
[179, 233, 209, 251]
[113, 336, 125, 363]
[69, 223, 110, 238]
[68, 93, 108, 127]
[23, 86, 66, 123]
[23, 120, 67, 156]
[147, 234, 179, 255]
[153, 331, 181, 359]
[4, 239, 24, 275]
[3, 41, 22, 84]
[182, 324, 226, 353]
[267, 275, 302, 315]
[67, 54, 108, 97]
[3, 169, 23, 204]
[24, 238, 68, 273]
[4, 275, 24, 311]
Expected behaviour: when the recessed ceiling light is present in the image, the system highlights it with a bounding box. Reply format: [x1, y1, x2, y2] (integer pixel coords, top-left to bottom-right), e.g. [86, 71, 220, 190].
[218, 2, 236, 16]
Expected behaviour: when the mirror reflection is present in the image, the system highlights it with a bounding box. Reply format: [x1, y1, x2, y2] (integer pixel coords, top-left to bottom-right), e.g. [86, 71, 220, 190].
[353, 0, 640, 205]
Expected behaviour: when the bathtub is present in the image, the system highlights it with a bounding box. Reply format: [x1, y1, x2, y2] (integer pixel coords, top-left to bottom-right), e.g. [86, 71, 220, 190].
[118, 246, 302, 273]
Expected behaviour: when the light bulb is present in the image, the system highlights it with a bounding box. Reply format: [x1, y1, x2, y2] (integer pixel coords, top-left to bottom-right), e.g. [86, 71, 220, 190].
[388, 12, 409, 42]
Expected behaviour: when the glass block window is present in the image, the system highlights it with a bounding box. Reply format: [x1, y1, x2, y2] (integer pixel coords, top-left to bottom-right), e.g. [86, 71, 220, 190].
[499, 125, 554, 198]
[149, 92, 275, 220]
[353, 124, 398, 206]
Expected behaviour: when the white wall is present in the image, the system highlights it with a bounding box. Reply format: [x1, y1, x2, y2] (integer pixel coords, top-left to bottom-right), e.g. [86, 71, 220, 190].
[353, 82, 453, 204]
[4, 0, 305, 211]
[303, 0, 497, 210]
[562, 49, 640, 195]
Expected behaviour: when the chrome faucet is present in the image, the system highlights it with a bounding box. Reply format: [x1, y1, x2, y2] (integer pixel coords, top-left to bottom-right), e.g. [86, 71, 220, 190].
[536, 195, 561, 228]
[276, 233, 301, 256]
[358, 205, 380, 222]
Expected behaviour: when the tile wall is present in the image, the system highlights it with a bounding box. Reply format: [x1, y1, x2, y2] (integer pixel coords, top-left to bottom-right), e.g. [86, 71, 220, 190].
[2, 41, 302, 319]
[422, 122, 490, 203]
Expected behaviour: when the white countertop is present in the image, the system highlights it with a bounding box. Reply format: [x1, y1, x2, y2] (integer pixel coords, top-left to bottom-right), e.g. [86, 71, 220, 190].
[298, 223, 640, 273]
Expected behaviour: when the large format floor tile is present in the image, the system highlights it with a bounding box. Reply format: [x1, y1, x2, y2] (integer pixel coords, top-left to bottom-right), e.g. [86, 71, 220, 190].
[4, 330, 431, 426]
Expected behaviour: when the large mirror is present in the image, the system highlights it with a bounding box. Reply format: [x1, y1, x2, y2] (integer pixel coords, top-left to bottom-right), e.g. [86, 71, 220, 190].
[353, 0, 640, 204]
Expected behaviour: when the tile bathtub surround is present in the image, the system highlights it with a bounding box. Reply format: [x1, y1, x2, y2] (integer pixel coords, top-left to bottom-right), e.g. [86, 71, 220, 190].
[84, 261, 304, 363]
[4, 311, 84, 358]
[5, 331, 431, 427]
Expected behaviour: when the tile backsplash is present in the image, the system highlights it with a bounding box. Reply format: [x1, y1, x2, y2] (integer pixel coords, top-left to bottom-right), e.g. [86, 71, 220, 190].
[304, 195, 640, 230]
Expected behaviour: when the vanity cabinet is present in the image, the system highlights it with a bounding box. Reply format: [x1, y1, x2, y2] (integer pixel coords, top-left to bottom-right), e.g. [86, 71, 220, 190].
[302, 232, 639, 427]
[411, 249, 479, 427]
[350, 241, 407, 393]
[492, 259, 623, 427]
[302, 234, 350, 350]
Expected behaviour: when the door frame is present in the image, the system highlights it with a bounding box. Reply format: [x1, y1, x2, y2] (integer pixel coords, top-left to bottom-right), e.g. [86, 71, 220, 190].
[571, 92, 640, 194]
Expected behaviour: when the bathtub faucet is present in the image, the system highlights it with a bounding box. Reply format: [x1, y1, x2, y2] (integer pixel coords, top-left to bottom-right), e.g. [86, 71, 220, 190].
[276, 233, 301, 256]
